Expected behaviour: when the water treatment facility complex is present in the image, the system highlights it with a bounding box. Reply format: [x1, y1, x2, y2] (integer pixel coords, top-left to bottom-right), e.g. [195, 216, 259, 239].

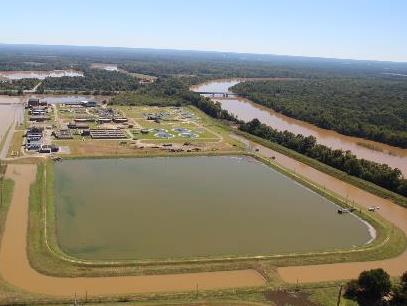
[0, 85, 406, 306]
[0, 34, 406, 304]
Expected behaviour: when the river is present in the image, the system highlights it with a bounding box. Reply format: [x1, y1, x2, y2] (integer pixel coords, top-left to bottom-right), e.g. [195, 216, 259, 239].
[192, 79, 407, 175]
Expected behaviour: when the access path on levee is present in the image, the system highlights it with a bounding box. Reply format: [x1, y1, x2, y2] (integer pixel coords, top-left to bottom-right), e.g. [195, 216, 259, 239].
[232, 134, 407, 283]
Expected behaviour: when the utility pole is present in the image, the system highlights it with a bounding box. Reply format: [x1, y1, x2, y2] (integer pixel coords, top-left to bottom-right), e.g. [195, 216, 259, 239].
[0, 160, 4, 208]
[337, 284, 343, 306]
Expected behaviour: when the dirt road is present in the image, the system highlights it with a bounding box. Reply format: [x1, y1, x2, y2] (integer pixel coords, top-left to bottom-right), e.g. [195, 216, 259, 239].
[233, 134, 407, 283]
[0, 164, 265, 297]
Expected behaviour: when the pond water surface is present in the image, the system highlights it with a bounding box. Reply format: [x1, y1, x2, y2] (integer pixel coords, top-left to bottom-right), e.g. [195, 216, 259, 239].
[54, 156, 371, 260]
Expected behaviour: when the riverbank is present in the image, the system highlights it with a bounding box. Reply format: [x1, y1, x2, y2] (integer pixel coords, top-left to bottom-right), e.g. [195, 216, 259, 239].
[191, 79, 407, 175]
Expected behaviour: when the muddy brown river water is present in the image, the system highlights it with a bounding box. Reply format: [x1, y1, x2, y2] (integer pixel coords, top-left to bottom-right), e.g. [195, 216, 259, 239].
[192, 80, 407, 175]
[0, 96, 23, 148]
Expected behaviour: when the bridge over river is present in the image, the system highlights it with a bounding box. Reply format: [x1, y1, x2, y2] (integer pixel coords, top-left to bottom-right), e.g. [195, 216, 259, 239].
[194, 91, 238, 97]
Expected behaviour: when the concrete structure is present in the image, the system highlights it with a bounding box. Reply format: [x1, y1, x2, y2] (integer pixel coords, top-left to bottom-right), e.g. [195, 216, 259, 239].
[29, 115, 49, 122]
[81, 101, 98, 107]
[113, 117, 128, 123]
[68, 122, 89, 129]
[54, 129, 73, 139]
[89, 129, 127, 139]
[27, 98, 47, 108]
[98, 118, 112, 123]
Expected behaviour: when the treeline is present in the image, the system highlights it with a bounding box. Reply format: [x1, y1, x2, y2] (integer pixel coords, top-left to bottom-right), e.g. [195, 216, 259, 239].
[110, 77, 191, 105]
[232, 79, 407, 148]
[5, 44, 407, 80]
[38, 70, 139, 93]
[0, 78, 39, 91]
[240, 119, 407, 196]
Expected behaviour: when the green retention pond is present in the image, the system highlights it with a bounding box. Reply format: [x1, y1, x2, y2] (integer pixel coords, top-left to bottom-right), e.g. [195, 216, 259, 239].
[54, 156, 373, 261]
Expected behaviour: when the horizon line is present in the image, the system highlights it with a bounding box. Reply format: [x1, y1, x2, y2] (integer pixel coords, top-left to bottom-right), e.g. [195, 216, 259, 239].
[1, 42, 407, 65]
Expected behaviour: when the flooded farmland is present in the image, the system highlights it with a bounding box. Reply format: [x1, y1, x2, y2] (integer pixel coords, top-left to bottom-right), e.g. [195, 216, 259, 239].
[0, 96, 23, 145]
[90, 63, 118, 71]
[192, 80, 407, 175]
[54, 156, 371, 261]
[38, 95, 90, 104]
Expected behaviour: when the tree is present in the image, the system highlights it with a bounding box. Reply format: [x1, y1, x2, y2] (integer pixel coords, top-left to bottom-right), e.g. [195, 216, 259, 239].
[392, 271, 407, 306]
[344, 279, 360, 299]
[358, 269, 391, 301]
[344, 269, 391, 304]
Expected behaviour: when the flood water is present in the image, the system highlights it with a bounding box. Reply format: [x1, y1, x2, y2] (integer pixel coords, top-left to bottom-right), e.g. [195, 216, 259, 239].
[91, 63, 118, 71]
[0, 70, 83, 80]
[0, 96, 23, 143]
[54, 156, 371, 260]
[38, 95, 90, 104]
[24, 95, 106, 104]
[192, 80, 407, 175]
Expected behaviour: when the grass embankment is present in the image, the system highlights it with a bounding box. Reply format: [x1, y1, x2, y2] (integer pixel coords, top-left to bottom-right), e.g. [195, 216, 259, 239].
[6, 130, 24, 158]
[0, 178, 14, 238]
[0, 286, 356, 306]
[235, 129, 407, 208]
[26, 152, 406, 280]
[0, 125, 12, 155]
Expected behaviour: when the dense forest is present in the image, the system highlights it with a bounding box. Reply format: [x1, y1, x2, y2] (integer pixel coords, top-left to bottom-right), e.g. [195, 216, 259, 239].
[2, 44, 407, 79]
[38, 70, 139, 93]
[110, 78, 188, 106]
[0, 78, 39, 92]
[239, 119, 407, 197]
[232, 79, 407, 148]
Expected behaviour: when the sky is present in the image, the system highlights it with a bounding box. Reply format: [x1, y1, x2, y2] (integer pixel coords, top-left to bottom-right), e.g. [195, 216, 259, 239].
[1, 0, 406, 62]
